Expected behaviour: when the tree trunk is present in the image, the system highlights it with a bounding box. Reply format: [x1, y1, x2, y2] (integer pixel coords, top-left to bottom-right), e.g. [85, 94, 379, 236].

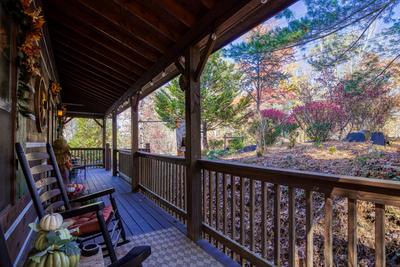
[202, 121, 209, 150]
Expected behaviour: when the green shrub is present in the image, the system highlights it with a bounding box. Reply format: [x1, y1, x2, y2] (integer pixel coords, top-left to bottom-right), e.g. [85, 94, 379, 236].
[229, 137, 244, 151]
[206, 149, 228, 159]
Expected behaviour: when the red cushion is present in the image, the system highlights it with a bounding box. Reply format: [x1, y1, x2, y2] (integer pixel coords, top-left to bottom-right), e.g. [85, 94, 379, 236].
[66, 204, 114, 236]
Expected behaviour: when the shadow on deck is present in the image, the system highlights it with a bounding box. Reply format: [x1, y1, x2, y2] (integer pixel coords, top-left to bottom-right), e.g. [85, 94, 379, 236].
[83, 168, 237, 267]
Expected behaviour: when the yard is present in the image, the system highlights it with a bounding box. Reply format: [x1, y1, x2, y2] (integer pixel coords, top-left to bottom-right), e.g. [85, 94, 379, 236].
[224, 140, 400, 181]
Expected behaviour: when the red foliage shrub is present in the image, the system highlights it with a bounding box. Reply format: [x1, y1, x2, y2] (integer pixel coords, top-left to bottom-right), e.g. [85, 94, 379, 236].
[292, 101, 345, 142]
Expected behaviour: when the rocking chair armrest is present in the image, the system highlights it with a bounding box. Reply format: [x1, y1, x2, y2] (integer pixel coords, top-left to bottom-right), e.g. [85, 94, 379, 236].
[60, 201, 105, 219]
[70, 188, 115, 203]
[107, 246, 151, 267]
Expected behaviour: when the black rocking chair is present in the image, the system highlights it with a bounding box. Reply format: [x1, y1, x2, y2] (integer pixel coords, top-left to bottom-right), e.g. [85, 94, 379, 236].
[16, 143, 151, 265]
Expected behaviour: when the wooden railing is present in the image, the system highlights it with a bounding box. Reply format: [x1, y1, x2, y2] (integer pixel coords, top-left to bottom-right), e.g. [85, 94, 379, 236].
[70, 148, 104, 167]
[199, 159, 400, 267]
[116, 146, 151, 182]
[138, 152, 187, 224]
[117, 149, 132, 182]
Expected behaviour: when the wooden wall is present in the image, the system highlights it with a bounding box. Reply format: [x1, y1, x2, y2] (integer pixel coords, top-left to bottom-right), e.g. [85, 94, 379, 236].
[0, 1, 60, 264]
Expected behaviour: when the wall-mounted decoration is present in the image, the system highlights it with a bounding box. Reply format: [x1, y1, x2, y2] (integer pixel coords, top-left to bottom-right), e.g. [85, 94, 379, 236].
[50, 80, 62, 97]
[34, 77, 47, 132]
[3, 0, 45, 120]
[0, 4, 16, 112]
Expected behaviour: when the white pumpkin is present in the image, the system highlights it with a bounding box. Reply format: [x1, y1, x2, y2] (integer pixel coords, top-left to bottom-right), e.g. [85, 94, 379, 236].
[40, 213, 64, 231]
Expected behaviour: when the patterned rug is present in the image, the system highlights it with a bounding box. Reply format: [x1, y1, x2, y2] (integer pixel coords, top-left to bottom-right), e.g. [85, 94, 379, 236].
[106, 228, 223, 267]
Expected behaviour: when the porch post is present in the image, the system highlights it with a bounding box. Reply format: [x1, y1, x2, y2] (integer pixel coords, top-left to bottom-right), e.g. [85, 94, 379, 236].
[102, 117, 106, 168]
[112, 112, 118, 176]
[184, 45, 202, 241]
[131, 95, 140, 192]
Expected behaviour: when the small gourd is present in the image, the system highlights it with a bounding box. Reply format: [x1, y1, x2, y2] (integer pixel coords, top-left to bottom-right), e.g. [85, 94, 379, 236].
[68, 254, 80, 267]
[39, 213, 63, 231]
[27, 251, 70, 267]
[34, 231, 48, 251]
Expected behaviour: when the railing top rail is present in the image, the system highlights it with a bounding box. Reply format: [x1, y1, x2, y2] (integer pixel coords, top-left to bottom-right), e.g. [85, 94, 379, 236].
[117, 148, 132, 154]
[199, 159, 400, 206]
[70, 147, 103, 150]
[138, 151, 186, 164]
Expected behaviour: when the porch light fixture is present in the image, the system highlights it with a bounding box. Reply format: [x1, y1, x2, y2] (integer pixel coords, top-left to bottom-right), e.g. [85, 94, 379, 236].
[57, 105, 65, 117]
[161, 71, 166, 78]
[150, 81, 154, 86]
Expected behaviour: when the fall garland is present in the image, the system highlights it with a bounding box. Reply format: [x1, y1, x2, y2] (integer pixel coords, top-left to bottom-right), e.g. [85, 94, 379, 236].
[3, 0, 45, 119]
[50, 80, 62, 97]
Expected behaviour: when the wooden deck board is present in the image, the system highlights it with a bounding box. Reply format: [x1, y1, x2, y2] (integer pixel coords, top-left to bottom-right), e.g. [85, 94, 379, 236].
[83, 168, 178, 236]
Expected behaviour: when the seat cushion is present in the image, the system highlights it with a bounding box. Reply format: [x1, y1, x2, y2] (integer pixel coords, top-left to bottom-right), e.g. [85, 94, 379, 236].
[66, 204, 114, 236]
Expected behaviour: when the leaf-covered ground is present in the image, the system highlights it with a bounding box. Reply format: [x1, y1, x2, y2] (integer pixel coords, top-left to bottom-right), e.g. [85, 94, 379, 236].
[224, 140, 400, 180]
[220, 141, 400, 266]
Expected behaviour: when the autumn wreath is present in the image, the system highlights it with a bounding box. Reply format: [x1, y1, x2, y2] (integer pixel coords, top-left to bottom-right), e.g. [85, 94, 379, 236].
[2, 0, 45, 119]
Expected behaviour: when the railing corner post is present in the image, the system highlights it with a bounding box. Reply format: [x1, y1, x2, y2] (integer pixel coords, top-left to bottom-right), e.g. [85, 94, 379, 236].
[131, 95, 140, 192]
[185, 45, 202, 241]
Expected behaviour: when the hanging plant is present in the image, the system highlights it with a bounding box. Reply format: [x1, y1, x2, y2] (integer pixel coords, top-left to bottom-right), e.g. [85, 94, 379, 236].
[3, 0, 45, 119]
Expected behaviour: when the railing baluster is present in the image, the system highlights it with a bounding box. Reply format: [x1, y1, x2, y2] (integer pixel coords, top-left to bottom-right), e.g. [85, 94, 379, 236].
[231, 175, 236, 242]
[324, 194, 333, 267]
[375, 203, 385, 267]
[274, 184, 281, 267]
[223, 173, 228, 253]
[306, 190, 313, 267]
[203, 169, 207, 224]
[289, 187, 296, 267]
[261, 182, 267, 258]
[348, 198, 357, 267]
[240, 177, 245, 245]
[216, 172, 220, 231]
[250, 179, 255, 251]
[209, 170, 213, 228]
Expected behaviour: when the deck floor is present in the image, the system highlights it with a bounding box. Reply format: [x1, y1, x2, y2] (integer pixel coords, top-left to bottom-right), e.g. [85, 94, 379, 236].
[82, 168, 237, 267]
[84, 168, 185, 237]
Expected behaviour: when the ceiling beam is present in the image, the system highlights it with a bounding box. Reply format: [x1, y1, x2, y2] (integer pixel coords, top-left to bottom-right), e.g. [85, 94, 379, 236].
[213, 0, 298, 52]
[65, 111, 105, 119]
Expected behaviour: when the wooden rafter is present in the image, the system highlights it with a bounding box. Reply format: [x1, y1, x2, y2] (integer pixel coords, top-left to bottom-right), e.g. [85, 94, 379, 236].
[195, 32, 217, 81]
[93, 118, 104, 128]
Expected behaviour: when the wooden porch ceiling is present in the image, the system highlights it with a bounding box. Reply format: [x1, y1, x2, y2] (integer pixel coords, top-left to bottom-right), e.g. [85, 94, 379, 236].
[43, 0, 297, 116]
